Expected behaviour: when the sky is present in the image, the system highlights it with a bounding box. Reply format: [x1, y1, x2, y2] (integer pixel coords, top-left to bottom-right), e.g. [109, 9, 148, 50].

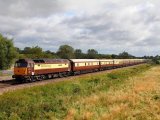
[0, 0, 160, 56]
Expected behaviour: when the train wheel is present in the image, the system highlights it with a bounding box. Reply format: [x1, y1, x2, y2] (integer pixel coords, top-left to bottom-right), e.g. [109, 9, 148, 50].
[28, 76, 35, 82]
[15, 78, 22, 83]
[72, 72, 76, 76]
[59, 73, 63, 78]
[47, 74, 52, 79]
[62, 72, 67, 77]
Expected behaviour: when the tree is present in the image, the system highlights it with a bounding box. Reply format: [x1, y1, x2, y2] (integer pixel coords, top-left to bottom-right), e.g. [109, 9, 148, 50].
[74, 49, 84, 59]
[118, 51, 135, 59]
[152, 55, 160, 64]
[20, 46, 43, 58]
[57, 45, 75, 59]
[43, 50, 58, 58]
[0, 34, 17, 70]
[87, 49, 98, 59]
[98, 54, 112, 59]
[22, 46, 42, 54]
[18, 46, 58, 59]
[111, 54, 118, 59]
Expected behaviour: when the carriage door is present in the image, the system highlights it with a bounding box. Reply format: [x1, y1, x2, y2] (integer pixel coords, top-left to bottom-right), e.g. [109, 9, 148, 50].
[28, 63, 34, 75]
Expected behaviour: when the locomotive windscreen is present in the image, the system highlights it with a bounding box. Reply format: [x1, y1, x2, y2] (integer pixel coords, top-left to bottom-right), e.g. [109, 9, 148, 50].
[14, 62, 28, 67]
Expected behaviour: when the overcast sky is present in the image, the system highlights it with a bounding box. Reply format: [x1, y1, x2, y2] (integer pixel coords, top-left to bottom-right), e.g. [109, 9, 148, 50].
[0, 0, 160, 56]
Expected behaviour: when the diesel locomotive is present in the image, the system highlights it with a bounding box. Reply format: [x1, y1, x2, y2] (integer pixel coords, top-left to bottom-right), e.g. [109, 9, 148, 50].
[12, 58, 146, 82]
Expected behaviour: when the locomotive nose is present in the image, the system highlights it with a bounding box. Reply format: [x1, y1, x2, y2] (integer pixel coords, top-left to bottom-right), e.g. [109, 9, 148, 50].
[14, 67, 27, 75]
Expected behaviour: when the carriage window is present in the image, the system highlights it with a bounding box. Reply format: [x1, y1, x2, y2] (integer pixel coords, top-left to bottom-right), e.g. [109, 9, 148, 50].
[77, 63, 79, 66]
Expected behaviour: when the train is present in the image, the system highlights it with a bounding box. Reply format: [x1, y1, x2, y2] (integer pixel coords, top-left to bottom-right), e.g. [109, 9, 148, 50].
[12, 58, 147, 82]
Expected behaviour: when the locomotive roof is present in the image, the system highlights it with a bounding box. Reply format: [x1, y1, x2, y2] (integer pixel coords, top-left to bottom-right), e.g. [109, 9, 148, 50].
[16, 59, 34, 63]
[16, 59, 69, 63]
[33, 59, 69, 63]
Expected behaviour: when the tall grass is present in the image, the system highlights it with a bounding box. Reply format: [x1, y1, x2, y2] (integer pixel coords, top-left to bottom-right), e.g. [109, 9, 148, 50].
[0, 64, 151, 120]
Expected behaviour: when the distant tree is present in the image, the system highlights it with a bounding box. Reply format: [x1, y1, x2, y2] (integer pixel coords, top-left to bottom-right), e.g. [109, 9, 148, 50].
[87, 49, 98, 59]
[98, 54, 112, 59]
[155, 55, 160, 59]
[111, 54, 118, 59]
[118, 51, 135, 59]
[45, 50, 55, 55]
[22, 47, 31, 54]
[18, 46, 59, 59]
[0, 34, 17, 70]
[22, 46, 42, 54]
[151, 55, 160, 64]
[21, 46, 43, 58]
[43, 50, 58, 58]
[74, 49, 84, 59]
[57, 45, 75, 59]
[15, 47, 22, 53]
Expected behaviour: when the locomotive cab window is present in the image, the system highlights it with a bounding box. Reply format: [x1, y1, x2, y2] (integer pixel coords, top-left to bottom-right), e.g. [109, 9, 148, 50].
[28, 63, 34, 67]
[15, 62, 28, 67]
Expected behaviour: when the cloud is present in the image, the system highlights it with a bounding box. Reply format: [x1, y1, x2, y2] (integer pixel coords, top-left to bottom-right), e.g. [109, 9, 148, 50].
[0, 0, 160, 56]
[0, 0, 65, 17]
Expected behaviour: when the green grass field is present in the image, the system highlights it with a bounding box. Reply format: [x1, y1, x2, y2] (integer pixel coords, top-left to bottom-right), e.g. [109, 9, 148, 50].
[0, 64, 156, 120]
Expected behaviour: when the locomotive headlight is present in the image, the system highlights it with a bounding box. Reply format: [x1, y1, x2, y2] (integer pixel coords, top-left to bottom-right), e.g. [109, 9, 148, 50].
[32, 72, 34, 75]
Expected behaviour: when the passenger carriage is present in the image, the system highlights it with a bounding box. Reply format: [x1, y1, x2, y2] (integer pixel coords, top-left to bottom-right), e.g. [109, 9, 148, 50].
[69, 59, 100, 74]
[99, 59, 114, 70]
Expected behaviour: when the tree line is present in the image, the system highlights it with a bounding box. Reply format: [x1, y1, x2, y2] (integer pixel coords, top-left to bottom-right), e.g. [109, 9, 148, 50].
[0, 34, 159, 70]
[16, 45, 136, 59]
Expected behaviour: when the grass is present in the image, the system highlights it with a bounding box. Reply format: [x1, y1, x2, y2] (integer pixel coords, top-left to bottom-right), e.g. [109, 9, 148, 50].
[0, 64, 153, 120]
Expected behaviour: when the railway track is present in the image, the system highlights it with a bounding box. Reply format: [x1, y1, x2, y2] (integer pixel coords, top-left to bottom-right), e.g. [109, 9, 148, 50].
[0, 64, 145, 95]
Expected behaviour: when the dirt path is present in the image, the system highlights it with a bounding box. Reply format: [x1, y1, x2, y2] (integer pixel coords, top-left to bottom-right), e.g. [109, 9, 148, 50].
[0, 76, 12, 81]
[73, 66, 160, 120]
